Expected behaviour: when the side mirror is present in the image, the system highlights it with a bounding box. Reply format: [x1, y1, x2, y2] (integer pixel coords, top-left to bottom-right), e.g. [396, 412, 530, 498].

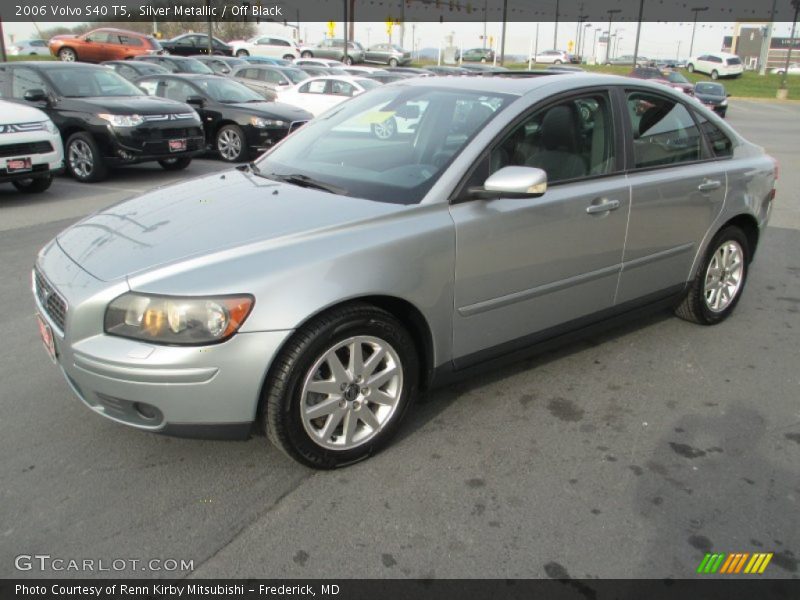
[24, 88, 48, 103]
[185, 95, 205, 107]
[221, 67, 231, 74]
[469, 166, 548, 200]
[726, 93, 731, 97]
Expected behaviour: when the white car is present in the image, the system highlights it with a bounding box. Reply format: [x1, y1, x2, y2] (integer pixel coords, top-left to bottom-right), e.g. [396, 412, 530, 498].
[294, 58, 346, 69]
[534, 50, 571, 64]
[687, 52, 743, 79]
[228, 34, 299, 60]
[0, 100, 64, 193]
[770, 63, 800, 76]
[276, 76, 380, 116]
[8, 39, 50, 56]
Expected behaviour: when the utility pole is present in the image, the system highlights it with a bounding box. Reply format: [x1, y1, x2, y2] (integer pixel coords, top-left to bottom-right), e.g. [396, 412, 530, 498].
[593, 27, 600, 63]
[758, 0, 777, 75]
[553, 0, 560, 49]
[778, 0, 800, 97]
[206, 0, 213, 55]
[343, 0, 349, 64]
[499, 0, 508, 65]
[399, 0, 405, 51]
[483, 0, 488, 49]
[689, 6, 709, 57]
[605, 9, 621, 64]
[632, 0, 645, 67]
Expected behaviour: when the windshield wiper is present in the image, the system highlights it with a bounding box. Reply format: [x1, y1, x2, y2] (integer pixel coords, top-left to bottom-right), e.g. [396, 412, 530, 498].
[269, 173, 347, 195]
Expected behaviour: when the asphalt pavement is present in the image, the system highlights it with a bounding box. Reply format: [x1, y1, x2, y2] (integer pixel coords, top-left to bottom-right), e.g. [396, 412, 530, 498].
[1, 100, 798, 580]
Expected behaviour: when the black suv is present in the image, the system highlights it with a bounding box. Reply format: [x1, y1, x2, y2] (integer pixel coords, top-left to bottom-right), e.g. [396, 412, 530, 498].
[1, 62, 205, 182]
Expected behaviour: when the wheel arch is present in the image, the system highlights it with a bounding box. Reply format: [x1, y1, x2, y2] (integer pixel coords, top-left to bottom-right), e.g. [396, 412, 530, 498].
[723, 213, 760, 262]
[254, 294, 437, 430]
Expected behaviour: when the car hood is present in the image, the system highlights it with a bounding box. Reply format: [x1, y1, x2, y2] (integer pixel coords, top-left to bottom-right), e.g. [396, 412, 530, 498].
[695, 93, 725, 103]
[56, 169, 405, 282]
[227, 100, 312, 121]
[0, 100, 50, 124]
[55, 95, 192, 115]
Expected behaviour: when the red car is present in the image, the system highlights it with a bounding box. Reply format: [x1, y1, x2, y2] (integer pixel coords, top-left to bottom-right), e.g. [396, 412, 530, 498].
[628, 67, 694, 96]
[49, 28, 163, 63]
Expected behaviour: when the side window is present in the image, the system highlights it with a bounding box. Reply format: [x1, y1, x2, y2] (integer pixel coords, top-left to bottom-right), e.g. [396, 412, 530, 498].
[162, 60, 179, 73]
[488, 92, 615, 184]
[11, 68, 47, 98]
[176, 36, 195, 47]
[32, 40, 47, 47]
[300, 80, 327, 94]
[693, 111, 734, 158]
[330, 80, 355, 96]
[117, 64, 136, 79]
[85, 32, 111, 43]
[274, 39, 290, 47]
[119, 35, 143, 47]
[162, 80, 195, 102]
[138, 79, 160, 96]
[263, 70, 285, 84]
[626, 91, 702, 169]
[0, 67, 6, 97]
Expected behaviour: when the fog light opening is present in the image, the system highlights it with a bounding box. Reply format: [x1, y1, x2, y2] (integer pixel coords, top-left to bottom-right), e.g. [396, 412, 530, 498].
[134, 402, 160, 421]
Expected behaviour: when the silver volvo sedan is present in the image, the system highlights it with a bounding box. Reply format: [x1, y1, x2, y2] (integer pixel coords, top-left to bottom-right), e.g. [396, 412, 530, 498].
[32, 74, 776, 468]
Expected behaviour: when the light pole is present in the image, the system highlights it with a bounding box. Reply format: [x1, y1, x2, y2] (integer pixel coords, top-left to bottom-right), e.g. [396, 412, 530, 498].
[632, 0, 645, 67]
[605, 9, 621, 64]
[554, 0, 560, 49]
[483, 0, 488, 49]
[593, 27, 601, 64]
[759, 0, 777, 75]
[689, 6, 709, 58]
[779, 0, 800, 97]
[575, 13, 588, 56]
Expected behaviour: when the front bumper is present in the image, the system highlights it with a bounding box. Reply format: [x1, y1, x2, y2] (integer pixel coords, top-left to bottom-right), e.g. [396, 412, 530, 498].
[0, 130, 64, 183]
[101, 122, 206, 165]
[33, 241, 292, 439]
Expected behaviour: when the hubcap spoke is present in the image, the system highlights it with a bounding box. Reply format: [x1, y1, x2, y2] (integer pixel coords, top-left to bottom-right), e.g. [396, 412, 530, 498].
[318, 410, 345, 441]
[306, 380, 344, 396]
[305, 397, 342, 420]
[703, 240, 744, 313]
[359, 407, 381, 431]
[368, 365, 398, 389]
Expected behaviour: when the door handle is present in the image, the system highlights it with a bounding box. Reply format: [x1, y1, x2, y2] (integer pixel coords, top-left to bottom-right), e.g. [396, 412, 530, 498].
[698, 179, 722, 192]
[585, 199, 620, 214]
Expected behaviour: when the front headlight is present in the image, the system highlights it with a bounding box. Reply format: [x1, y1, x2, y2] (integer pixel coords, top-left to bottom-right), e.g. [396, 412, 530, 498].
[42, 119, 59, 135]
[97, 113, 145, 127]
[105, 293, 254, 345]
[720, 99, 728, 106]
[250, 116, 286, 128]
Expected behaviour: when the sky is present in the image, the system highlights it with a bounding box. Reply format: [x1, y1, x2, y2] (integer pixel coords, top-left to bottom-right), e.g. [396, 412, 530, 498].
[4, 20, 798, 60]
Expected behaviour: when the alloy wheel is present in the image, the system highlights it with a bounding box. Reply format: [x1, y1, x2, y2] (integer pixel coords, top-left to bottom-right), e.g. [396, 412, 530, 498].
[68, 139, 93, 179]
[300, 335, 404, 450]
[217, 129, 242, 161]
[703, 240, 744, 313]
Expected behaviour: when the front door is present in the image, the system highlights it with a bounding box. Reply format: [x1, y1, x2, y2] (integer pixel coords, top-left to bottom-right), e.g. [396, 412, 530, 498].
[450, 90, 630, 365]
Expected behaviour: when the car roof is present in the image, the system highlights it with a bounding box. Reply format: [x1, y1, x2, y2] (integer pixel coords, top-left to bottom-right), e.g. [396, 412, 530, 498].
[3, 61, 106, 70]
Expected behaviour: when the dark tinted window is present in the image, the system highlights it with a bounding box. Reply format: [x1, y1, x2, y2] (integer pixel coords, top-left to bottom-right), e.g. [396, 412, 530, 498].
[726, 57, 742, 65]
[11, 68, 47, 97]
[626, 91, 702, 168]
[118, 35, 143, 47]
[693, 111, 734, 158]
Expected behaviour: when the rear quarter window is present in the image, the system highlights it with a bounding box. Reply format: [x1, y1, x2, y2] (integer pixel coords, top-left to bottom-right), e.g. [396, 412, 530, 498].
[693, 110, 734, 158]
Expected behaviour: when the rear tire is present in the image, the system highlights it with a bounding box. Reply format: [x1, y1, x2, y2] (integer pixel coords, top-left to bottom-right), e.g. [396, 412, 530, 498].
[675, 226, 750, 325]
[388, 58, 398, 67]
[65, 132, 107, 183]
[158, 157, 192, 171]
[344, 56, 354, 65]
[236, 49, 249, 57]
[283, 54, 295, 61]
[12, 175, 53, 193]
[301, 51, 313, 58]
[264, 303, 419, 469]
[687, 63, 695, 73]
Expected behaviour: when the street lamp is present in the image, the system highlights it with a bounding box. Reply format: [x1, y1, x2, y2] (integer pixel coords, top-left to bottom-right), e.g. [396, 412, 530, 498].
[593, 27, 602, 64]
[578, 23, 591, 58]
[575, 14, 588, 56]
[605, 9, 621, 64]
[615, 36, 624, 59]
[554, 0, 560, 49]
[689, 6, 709, 57]
[633, 0, 645, 68]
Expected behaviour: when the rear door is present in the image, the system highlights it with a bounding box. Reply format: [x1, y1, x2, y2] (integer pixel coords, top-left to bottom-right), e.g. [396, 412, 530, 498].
[449, 88, 631, 364]
[615, 87, 727, 304]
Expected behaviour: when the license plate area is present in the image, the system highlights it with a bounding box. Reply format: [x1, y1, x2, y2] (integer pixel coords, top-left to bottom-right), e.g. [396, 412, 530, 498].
[168, 139, 187, 152]
[36, 313, 57, 364]
[7, 157, 32, 173]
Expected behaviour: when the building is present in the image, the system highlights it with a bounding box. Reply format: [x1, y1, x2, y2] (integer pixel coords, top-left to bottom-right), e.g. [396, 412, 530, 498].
[722, 25, 800, 70]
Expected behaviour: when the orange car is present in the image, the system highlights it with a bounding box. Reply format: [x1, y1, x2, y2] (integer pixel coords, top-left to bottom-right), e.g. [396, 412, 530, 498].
[49, 28, 163, 63]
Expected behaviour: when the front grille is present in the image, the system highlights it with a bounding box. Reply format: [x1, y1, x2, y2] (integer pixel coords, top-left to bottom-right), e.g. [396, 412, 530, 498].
[34, 269, 67, 332]
[0, 141, 53, 158]
[142, 113, 197, 122]
[288, 120, 308, 134]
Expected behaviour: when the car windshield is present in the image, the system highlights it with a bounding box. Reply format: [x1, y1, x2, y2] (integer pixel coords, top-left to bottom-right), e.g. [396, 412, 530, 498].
[356, 78, 381, 90]
[667, 72, 689, 84]
[256, 85, 513, 204]
[47, 66, 144, 97]
[695, 82, 724, 95]
[283, 68, 310, 84]
[194, 78, 263, 103]
[180, 59, 214, 74]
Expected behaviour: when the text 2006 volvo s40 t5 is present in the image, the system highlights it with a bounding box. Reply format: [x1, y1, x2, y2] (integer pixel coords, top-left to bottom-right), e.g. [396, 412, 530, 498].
[33, 74, 776, 468]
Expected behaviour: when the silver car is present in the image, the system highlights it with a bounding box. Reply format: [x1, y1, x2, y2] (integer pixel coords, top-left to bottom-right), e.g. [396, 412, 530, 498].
[33, 75, 776, 468]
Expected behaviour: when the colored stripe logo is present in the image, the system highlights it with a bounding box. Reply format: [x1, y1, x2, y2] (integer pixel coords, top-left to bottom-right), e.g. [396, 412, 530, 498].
[696, 552, 773, 574]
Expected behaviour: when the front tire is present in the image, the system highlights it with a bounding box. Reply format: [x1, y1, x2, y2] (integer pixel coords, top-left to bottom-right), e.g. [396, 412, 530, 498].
[687, 63, 695, 73]
[12, 175, 53, 193]
[711, 70, 719, 80]
[236, 49, 249, 57]
[264, 303, 419, 469]
[58, 47, 77, 62]
[388, 58, 399, 67]
[65, 132, 107, 182]
[158, 157, 192, 171]
[301, 51, 313, 58]
[215, 124, 247, 162]
[283, 54, 295, 61]
[343, 55, 354, 65]
[371, 117, 397, 140]
[675, 226, 750, 325]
